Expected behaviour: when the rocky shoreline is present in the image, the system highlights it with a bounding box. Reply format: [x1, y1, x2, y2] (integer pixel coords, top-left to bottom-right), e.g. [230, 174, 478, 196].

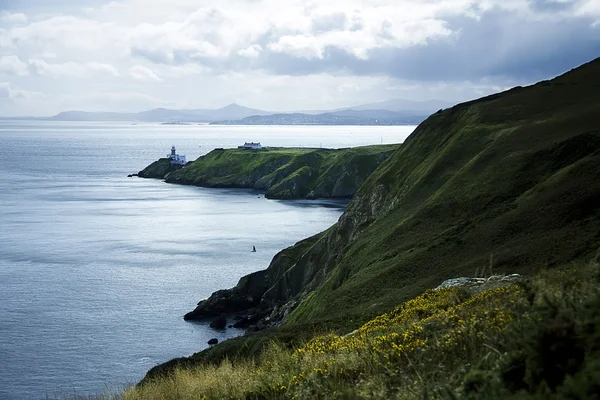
[183, 232, 323, 334]
[132, 146, 404, 333]
[188, 270, 524, 336]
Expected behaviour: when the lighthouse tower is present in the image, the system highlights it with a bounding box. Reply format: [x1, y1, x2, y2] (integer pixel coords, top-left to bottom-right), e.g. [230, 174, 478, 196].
[167, 145, 187, 165]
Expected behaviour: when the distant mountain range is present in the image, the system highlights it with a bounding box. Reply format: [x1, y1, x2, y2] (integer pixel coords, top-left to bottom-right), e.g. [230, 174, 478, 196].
[210, 109, 428, 126]
[300, 99, 454, 115]
[0, 99, 455, 125]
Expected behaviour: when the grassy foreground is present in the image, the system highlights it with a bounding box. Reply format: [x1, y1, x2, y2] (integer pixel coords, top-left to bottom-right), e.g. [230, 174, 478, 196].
[125, 256, 600, 399]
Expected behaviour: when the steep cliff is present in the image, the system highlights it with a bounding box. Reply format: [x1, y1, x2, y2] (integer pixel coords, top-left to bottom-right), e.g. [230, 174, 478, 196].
[163, 145, 399, 199]
[184, 233, 323, 322]
[184, 58, 600, 333]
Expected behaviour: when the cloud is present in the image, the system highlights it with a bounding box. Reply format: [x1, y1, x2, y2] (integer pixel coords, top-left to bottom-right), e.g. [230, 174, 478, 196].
[5, 1, 599, 79]
[130, 47, 174, 64]
[165, 63, 212, 77]
[117, 3, 461, 65]
[254, 8, 600, 83]
[311, 12, 348, 33]
[8, 15, 119, 53]
[0, 82, 10, 98]
[577, 0, 600, 24]
[125, 8, 238, 65]
[268, 35, 325, 60]
[238, 44, 263, 58]
[29, 59, 119, 78]
[0, 55, 29, 76]
[70, 91, 165, 112]
[0, 0, 599, 116]
[129, 65, 162, 81]
[267, 17, 453, 61]
[0, 12, 27, 24]
[0, 81, 44, 101]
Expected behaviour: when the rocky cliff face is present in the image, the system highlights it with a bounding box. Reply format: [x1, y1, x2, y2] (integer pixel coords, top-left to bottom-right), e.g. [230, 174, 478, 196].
[137, 158, 185, 179]
[183, 233, 325, 330]
[183, 58, 600, 332]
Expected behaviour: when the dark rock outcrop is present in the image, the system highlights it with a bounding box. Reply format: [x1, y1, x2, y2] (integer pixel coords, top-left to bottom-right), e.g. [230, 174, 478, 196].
[137, 158, 185, 179]
[184, 269, 268, 320]
[209, 314, 227, 330]
[232, 310, 270, 329]
[183, 233, 322, 330]
[207, 338, 218, 345]
[435, 274, 522, 292]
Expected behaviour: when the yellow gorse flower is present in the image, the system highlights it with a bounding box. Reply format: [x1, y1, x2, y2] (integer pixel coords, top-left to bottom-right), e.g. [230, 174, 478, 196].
[293, 284, 523, 364]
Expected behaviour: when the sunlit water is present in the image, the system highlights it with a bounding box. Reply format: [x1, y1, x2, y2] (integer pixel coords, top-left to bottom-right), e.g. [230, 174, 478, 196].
[0, 122, 415, 399]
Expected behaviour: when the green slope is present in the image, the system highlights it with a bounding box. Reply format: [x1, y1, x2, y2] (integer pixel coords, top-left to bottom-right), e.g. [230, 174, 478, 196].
[185, 57, 600, 329]
[287, 57, 600, 324]
[144, 57, 600, 383]
[163, 145, 398, 199]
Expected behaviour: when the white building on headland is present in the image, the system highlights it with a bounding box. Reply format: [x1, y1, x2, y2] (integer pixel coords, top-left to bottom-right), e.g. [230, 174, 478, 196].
[238, 142, 263, 150]
[167, 145, 187, 165]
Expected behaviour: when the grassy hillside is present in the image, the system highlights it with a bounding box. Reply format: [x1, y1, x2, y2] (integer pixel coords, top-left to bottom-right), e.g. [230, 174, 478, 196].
[135, 58, 600, 397]
[182, 57, 600, 333]
[127, 260, 600, 399]
[163, 145, 398, 199]
[284, 57, 600, 325]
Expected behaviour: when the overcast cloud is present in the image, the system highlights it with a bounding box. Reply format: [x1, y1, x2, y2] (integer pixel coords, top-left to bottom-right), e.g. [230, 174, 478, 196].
[0, 0, 598, 116]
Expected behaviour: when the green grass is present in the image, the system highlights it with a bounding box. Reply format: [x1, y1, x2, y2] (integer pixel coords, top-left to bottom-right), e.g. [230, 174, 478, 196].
[127, 260, 600, 399]
[278, 57, 600, 326]
[135, 58, 600, 397]
[163, 145, 399, 199]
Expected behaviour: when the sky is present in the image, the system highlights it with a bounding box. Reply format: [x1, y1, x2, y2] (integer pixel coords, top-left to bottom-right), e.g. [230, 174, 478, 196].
[0, 0, 598, 116]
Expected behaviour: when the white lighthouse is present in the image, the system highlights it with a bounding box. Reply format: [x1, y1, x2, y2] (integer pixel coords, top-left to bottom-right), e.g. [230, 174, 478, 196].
[167, 145, 187, 165]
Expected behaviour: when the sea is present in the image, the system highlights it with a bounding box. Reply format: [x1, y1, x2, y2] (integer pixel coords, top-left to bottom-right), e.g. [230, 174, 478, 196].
[0, 122, 415, 399]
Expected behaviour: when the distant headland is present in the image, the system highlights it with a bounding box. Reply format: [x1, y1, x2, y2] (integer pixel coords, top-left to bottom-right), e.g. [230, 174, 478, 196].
[136, 143, 400, 200]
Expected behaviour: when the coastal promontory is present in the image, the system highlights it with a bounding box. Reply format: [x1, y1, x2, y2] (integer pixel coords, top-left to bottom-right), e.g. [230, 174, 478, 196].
[129, 58, 600, 399]
[141, 145, 399, 200]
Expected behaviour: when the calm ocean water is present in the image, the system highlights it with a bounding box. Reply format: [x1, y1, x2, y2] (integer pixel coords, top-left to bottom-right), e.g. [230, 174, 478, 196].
[0, 122, 414, 399]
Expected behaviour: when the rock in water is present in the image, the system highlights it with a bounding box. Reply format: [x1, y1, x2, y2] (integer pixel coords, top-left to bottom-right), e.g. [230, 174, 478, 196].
[207, 338, 218, 345]
[209, 314, 227, 330]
